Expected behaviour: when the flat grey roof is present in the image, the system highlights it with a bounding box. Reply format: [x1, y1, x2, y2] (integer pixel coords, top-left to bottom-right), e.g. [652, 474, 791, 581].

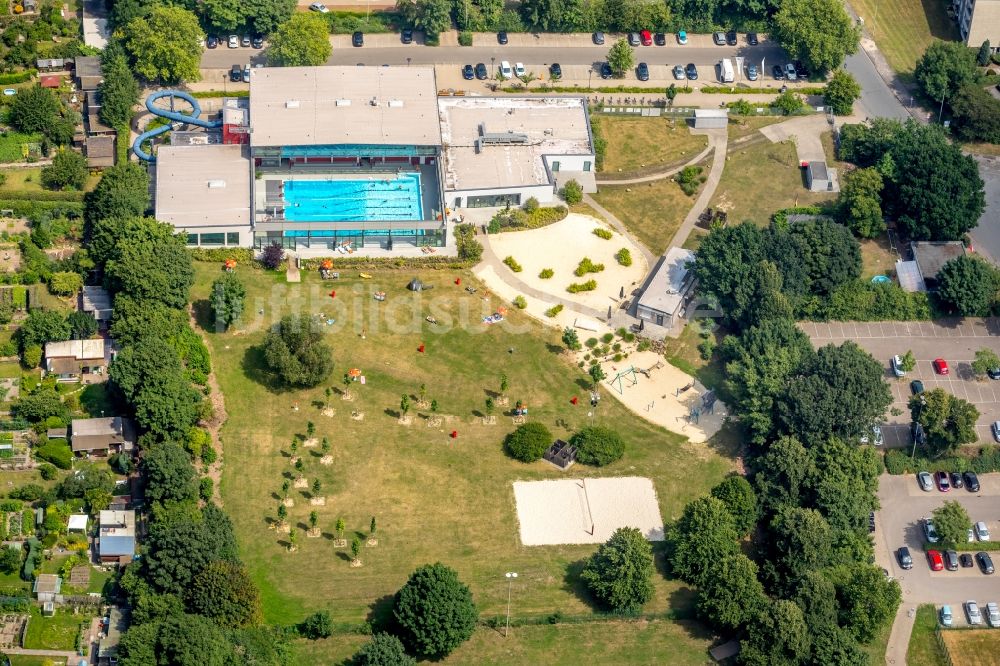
[637, 247, 696, 316]
[155, 144, 251, 229]
[808, 161, 829, 180]
[694, 108, 728, 119]
[438, 97, 593, 191]
[248, 66, 441, 148]
[913, 241, 966, 280]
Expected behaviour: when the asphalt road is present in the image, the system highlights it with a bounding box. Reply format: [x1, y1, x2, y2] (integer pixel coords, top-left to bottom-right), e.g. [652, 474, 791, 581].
[843, 50, 909, 120]
[203, 43, 789, 72]
[877, 473, 1000, 622]
[970, 156, 1000, 265]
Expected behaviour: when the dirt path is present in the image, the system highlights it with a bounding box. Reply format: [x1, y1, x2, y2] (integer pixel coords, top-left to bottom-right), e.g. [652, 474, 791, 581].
[189, 306, 228, 506]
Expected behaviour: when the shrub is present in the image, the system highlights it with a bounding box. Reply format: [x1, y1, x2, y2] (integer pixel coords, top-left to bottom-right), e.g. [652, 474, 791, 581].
[545, 304, 563, 317]
[698, 337, 716, 360]
[38, 464, 56, 480]
[561, 179, 583, 204]
[615, 248, 632, 266]
[539, 268, 554, 279]
[593, 228, 613, 240]
[574, 258, 604, 276]
[504, 422, 553, 462]
[522, 197, 539, 213]
[260, 242, 285, 270]
[393, 563, 478, 658]
[567, 280, 597, 293]
[512, 295, 527, 309]
[298, 611, 332, 639]
[503, 256, 523, 273]
[602, 333, 614, 343]
[22, 345, 42, 368]
[353, 633, 416, 666]
[585, 337, 598, 348]
[458, 30, 473, 46]
[199, 477, 213, 501]
[454, 224, 483, 263]
[676, 166, 705, 196]
[9, 484, 43, 501]
[570, 426, 625, 466]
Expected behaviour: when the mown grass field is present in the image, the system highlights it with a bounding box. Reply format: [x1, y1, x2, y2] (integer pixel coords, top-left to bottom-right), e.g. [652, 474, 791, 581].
[592, 178, 693, 254]
[593, 115, 708, 174]
[847, 0, 958, 76]
[193, 264, 734, 662]
[907, 605, 948, 666]
[940, 627, 1000, 665]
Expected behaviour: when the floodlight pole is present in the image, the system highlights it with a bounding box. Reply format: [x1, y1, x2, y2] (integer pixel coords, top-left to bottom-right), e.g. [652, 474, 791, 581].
[504, 572, 518, 637]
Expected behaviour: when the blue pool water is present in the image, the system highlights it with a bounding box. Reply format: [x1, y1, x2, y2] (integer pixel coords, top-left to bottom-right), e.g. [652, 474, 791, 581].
[283, 173, 423, 222]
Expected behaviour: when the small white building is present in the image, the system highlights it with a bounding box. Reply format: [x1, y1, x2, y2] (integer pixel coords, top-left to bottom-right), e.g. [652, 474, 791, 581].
[636, 248, 697, 329]
[693, 109, 728, 129]
[68, 514, 89, 533]
[805, 161, 839, 193]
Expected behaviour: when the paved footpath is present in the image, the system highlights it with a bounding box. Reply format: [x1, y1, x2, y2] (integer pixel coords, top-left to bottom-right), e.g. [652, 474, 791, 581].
[665, 127, 728, 252]
[885, 602, 917, 665]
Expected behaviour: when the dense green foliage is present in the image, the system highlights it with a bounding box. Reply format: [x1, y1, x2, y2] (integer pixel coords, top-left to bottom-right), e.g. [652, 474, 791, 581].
[121, 6, 204, 83]
[99, 44, 141, 129]
[823, 70, 861, 115]
[393, 563, 478, 658]
[910, 388, 980, 457]
[772, 0, 860, 73]
[210, 273, 246, 331]
[580, 527, 654, 614]
[935, 255, 999, 316]
[268, 13, 332, 66]
[41, 150, 88, 191]
[352, 632, 417, 666]
[261, 315, 334, 387]
[914, 40, 977, 104]
[84, 164, 151, 228]
[931, 500, 971, 548]
[503, 422, 552, 462]
[569, 425, 625, 466]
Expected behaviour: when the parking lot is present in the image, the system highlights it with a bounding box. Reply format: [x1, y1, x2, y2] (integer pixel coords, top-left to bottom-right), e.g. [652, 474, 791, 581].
[876, 473, 1000, 626]
[801, 319, 1000, 447]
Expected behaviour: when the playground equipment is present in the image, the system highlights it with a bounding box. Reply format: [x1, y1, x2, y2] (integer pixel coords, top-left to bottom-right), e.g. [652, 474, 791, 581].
[132, 90, 223, 162]
[607, 366, 638, 395]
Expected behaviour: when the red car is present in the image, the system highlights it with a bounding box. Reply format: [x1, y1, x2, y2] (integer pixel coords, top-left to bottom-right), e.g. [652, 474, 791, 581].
[934, 358, 949, 375]
[936, 471, 950, 492]
[640, 29, 652, 46]
[927, 549, 944, 571]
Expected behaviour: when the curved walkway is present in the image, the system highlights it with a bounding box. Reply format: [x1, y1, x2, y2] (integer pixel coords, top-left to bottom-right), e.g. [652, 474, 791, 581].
[595, 143, 714, 186]
[665, 128, 728, 251]
[581, 194, 655, 267]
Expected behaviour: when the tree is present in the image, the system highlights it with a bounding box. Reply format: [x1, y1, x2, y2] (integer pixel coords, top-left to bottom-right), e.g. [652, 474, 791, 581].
[396, 0, 452, 41]
[210, 273, 246, 331]
[84, 164, 151, 230]
[21, 345, 42, 369]
[561, 327, 580, 350]
[298, 611, 332, 639]
[950, 83, 1000, 144]
[588, 363, 606, 388]
[110, 294, 188, 346]
[931, 500, 972, 548]
[110, 337, 201, 438]
[569, 426, 624, 466]
[119, 612, 235, 666]
[504, 422, 552, 462]
[773, 0, 859, 73]
[607, 38, 635, 77]
[145, 508, 239, 595]
[99, 47, 140, 128]
[393, 562, 478, 658]
[837, 565, 902, 642]
[352, 633, 416, 666]
[692, 222, 768, 328]
[370, 516, 377, 537]
[936, 255, 999, 316]
[761, 507, 833, 594]
[121, 6, 204, 83]
[143, 441, 197, 503]
[793, 570, 839, 633]
[710, 476, 757, 537]
[350, 536, 362, 563]
[202, 0, 242, 33]
[16, 310, 69, 352]
[335, 517, 345, 540]
[696, 554, 767, 631]
[900, 350, 917, 372]
[978, 40, 992, 66]
[971, 348, 1000, 379]
[106, 230, 194, 309]
[85, 487, 113, 512]
[401, 394, 411, 417]
[499, 374, 508, 397]
[914, 40, 977, 105]
[187, 560, 263, 627]
[561, 179, 583, 204]
[739, 599, 811, 666]
[0, 547, 21, 574]
[311, 479, 321, 495]
[752, 436, 816, 515]
[839, 167, 884, 238]
[268, 13, 331, 66]
[246, 0, 296, 34]
[823, 69, 861, 115]
[773, 89, 805, 116]
[667, 496, 740, 588]
[580, 527, 654, 614]
[8, 85, 60, 134]
[261, 315, 334, 387]
[67, 311, 98, 339]
[910, 388, 980, 457]
[41, 150, 88, 191]
[277, 504, 287, 524]
[48, 271, 83, 296]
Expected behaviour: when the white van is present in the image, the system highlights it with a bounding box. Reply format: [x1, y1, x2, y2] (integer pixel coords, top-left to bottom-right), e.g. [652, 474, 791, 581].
[500, 60, 512, 79]
[719, 58, 735, 83]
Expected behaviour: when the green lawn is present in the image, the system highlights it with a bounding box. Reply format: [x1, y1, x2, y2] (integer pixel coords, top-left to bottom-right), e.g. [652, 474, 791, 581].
[0, 132, 43, 164]
[292, 619, 718, 665]
[23, 605, 88, 651]
[594, 115, 708, 175]
[847, 0, 959, 76]
[907, 605, 948, 666]
[940, 627, 1000, 665]
[196, 264, 734, 661]
[592, 177, 695, 254]
[709, 140, 837, 225]
[0, 166, 100, 192]
[9, 656, 64, 666]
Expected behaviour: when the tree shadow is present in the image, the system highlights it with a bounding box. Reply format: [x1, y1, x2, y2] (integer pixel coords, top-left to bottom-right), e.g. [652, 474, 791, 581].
[321, 532, 334, 541]
[270, 492, 281, 501]
[366, 593, 396, 633]
[561, 559, 597, 609]
[191, 298, 216, 332]
[545, 343, 563, 354]
[353, 530, 367, 541]
[384, 408, 401, 419]
[296, 521, 310, 531]
[241, 346, 283, 394]
[282, 471, 294, 480]
[471, 409, 485, 418]
[311, 400, 326, 410]
[335, 551, 352, 562]
[574, 378, 592, 391]
[483, 388, 500, 399]
[276, 539, 291, 549]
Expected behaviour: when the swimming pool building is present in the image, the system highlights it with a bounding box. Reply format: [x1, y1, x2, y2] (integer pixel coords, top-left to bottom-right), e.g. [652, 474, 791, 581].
[153, 66, 595, 254]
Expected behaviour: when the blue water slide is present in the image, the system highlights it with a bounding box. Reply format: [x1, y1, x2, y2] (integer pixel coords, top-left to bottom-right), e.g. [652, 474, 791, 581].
[132, 90, 223, 162]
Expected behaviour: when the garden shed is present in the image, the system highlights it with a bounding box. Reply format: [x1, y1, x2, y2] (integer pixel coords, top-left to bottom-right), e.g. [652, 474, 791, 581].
[692, 109, 728, 129]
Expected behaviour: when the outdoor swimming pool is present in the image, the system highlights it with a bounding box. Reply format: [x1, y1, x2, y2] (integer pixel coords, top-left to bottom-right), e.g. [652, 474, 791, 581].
[283, 173, 423, 222]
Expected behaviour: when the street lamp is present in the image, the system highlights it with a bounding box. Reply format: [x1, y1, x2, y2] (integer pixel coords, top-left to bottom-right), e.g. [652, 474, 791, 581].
[406, 57, 411, 67]
[588, 70, 593, 90]
[760, 57, 765, 90]
[504, 572, 518, 637]
[491, 56, 495, 77]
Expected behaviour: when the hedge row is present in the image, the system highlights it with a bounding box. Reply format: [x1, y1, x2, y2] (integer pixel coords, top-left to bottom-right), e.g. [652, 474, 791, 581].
[189, 90, 250, 99]
[189, 247, 255, 263]
[0, 189, 84, 202]
[0, 199, 83, 218]
[884, 447, 1000, 475]
[701, 85, 827, 95]
[921, 541, 1000, 553]
[0, 71, 36, 85]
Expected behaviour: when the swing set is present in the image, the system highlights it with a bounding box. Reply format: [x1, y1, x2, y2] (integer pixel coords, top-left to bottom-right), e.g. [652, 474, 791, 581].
[606, 366, 639, 395]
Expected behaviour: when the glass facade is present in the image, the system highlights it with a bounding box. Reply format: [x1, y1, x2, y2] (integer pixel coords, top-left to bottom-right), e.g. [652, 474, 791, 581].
[186, 232, 244, 247]
[254, 228, 444, 250]
[467, 193, 521, 208]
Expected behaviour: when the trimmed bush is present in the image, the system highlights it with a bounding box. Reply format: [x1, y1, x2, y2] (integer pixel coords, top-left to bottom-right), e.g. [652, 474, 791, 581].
[570, 426, 625, 466]
[512, 295, 527, 309]
[504, 422, 553, 462]
[503, 256, 523, 273]
[567, 280, 597, 293]
[545, 304, 563, 317]
[561, 179, 583, 204]
[593, 228, 613, 240]
[458, 31, 473, 46]
[615, 248, 632, 266]
[574, 258, 604, 276]
[35, 441, 72, 469]
[539, 268, 554, 279]
[585, 337, 599, 348]
[393, 563, 478, 658]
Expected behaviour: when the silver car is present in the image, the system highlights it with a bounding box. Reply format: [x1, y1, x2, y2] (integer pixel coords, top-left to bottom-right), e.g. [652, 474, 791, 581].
[917, 471, 933, 492]
[784, 63, 798, 80]
[746, 64, 758, 81]
[967, 600, 983, 625]
[988, 602, 1000, 628]
[976, 521, 991, 541]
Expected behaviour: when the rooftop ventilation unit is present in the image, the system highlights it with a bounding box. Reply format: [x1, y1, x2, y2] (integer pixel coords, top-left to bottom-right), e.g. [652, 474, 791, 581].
[335, 99, 351, 107]
[207, 180, 227, 189]
[285, 100, 299, 109]
[370, 97, 378, 106]
[388, 100, 404, 108]
[477, 123, 529, 145]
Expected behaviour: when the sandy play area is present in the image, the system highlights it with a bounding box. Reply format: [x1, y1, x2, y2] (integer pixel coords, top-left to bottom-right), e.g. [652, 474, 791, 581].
[512, 477, 664, 546]
[486, 214, 648, 312]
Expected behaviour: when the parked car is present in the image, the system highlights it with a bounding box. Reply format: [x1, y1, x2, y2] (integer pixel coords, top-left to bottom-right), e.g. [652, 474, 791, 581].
[961, 553, 975, 567]
[747, 32, 759, 45]
[725, 30, 737, 45]
[936, 471, 950, 492]
[462, 65, 474, 80]
[497, 31, 508, 44]
[784, 63, 798, 80]
[965, 471, 981, 492]
[251, 35, 264, 49]
[989, 366, 1000, 380]
[913, 422, 927, 447]
[401, 28, 413, 44]
[934, 358, 949, 374]
[897, 546, 913, 569]
[917, 471, 934, 492]
[927, 550, 944, 571]
[514, 62, 525, 77]
[869, 511, 876, 533]
[228, 34, 240, 48]
[549, 63, 562, 78]
[593, 31, 605, 45]
[987, 602, 1000, 628]
[977, 551, 995, 574]
[976, 521, 991, 541]
[713, 31, 726, 45]
[229, 64, 242, 82]
[242, 65, 250, 83]
[910, 379, 924, 394]
[308, 1, 328, 11]
[640, 30, 652, 46]
[967, 600, 983, 624]
[352, 31, 364, 47]
[772, 64, 784, 80]
[861, 425, 884, 446]
[794, 60, 809, 78]
[890, 354, 906, 377]
[951, 471, 964, 489]
[940, 605, 953, 627]
[677, 31, 688, 44]
[993, 420, 1000, 442]
[654, 32, 666, 45]
[636, 62, 649, 81]
[475, 63, 488, 80]
[686, 63, 698, 80]
[673, 64, 686, 80]
[746, 64, 759, 81]
[945, 550, 959, 570]
[241, 34, 251, 47]
[970, 527, 976, 542]
[923, 518, 939, 543]
[500, 60, 513, 78]
[207, 35, 219, 49]
[600, 62, 612, 79]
